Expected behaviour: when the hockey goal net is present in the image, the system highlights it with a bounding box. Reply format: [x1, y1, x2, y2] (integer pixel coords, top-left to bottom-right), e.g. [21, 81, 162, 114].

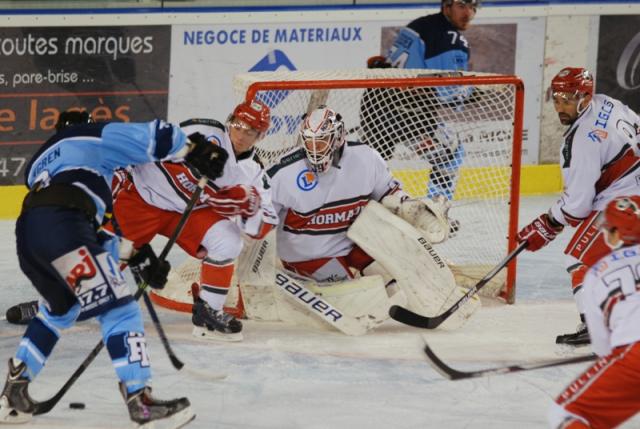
[155, 69, 524, 313]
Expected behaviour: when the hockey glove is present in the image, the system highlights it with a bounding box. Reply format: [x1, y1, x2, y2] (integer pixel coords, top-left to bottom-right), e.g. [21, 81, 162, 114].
[128, 244, 171, 290]
[382, 194, 452, 244]
[185, 132, 229, 180]
[206, 184, 261, 218]
[517, 213, 564, 252]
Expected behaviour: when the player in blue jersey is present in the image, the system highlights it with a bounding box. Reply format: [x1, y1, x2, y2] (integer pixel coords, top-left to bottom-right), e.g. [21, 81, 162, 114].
[362, 0, 477, 200]
[387, 0, 476, 71]
[0, 110, 227, 428]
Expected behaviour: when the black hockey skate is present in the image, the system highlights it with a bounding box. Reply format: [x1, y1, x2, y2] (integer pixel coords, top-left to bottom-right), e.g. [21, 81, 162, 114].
[191, 284, 243, 342]
[5, 301, 38, 325]
[120, 382, 194, 429]
[0, 359, 36, 424]
[556, 323, 591, 347]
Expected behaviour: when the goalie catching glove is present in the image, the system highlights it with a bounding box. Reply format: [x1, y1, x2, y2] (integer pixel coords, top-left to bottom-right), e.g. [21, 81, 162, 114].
[125, 244, 171, 289]
[205, 184, 261, 218]
[517, 213, 564, 251]
[185, 132, 229, 180]
[381, 194, 453, 244]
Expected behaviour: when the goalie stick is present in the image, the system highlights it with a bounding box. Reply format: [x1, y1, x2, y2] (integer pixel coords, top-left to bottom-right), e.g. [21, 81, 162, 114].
[423, 341, 597, 380]
[33, 176, 210, 416]
[389, 241, 527, 329]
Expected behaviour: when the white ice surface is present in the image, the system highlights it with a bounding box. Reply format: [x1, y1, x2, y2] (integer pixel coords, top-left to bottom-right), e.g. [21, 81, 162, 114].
[1, 195, 639, 429]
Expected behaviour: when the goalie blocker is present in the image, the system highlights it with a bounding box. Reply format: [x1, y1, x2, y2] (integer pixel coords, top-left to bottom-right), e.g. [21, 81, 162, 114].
[152, 199, 479, 333]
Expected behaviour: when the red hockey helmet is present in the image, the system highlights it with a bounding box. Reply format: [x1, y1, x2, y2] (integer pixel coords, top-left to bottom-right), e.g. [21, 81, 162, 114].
[603, 195, 640, 245]
[551, 67, 594, 99]
[230, 99, 270, 134]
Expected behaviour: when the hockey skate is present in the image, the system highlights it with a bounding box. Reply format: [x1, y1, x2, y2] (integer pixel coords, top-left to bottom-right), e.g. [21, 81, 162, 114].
[5, 301, 38, 325]
[191, 285, 243, 342]
[556, 323, 590, 347]
[120, 383, 194, 429]
[0, 359, 36, 424]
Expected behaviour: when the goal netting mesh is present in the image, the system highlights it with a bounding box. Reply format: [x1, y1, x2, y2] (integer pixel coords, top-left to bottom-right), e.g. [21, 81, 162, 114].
[156, 68, 524, 312]
[233, 69, 523, 302]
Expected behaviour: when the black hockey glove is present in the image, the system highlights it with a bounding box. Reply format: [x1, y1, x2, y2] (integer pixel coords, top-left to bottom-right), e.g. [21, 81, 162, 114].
[128, 244, 171, 290]
[185, 132, 229, 180]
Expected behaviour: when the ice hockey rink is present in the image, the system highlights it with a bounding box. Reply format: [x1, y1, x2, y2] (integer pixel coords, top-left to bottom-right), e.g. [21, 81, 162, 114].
[1, 195, 639, 429]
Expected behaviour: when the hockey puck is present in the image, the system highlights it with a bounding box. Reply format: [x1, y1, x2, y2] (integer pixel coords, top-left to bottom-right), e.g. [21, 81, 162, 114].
[69, 402, 85, 410]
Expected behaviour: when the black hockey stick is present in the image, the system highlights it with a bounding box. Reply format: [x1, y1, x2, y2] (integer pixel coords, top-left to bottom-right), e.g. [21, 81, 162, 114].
[138, 274, 184, 369]
[33, 176, 209, 416]
[389, 241, 528, 329]
[424, 341, 597, 380]
[138, 277, 227, 381]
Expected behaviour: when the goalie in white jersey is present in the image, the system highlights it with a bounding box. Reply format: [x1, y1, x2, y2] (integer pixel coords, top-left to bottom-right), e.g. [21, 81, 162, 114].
[548, 195, 640, 429]
[110, 100, 278, 342]
[517, 67, 640, 346]
[262, 106, 479, 333]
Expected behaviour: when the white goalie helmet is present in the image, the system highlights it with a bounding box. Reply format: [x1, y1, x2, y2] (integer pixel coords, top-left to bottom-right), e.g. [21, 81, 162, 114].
[300, 106, 346, 174]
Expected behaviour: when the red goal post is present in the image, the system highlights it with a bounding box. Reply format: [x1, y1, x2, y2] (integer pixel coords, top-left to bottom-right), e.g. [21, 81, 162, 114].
[234, 70, 524, 303]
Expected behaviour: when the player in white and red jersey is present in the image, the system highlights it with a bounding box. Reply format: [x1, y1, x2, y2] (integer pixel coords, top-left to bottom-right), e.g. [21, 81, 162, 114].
[111, 100, 277, 341]
[266, 106, 408, 282]
[261, 106, 477, 332]
[517, 67, 640, 346]
[548, 195, 640, 429]
[267, 106, 454, 286]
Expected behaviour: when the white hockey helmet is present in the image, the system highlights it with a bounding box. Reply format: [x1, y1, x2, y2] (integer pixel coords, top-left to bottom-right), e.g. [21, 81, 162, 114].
[300, 106, 346, 174]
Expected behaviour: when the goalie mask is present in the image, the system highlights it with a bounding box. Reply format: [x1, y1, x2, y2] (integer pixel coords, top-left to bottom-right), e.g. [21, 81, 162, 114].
[300, 106, 346, 174]
[603, 195, 640, 246]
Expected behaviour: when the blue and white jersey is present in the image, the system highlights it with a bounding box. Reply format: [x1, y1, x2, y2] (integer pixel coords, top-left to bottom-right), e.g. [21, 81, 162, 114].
[387, 12, 470, 72]
[24, 120, 189, 225]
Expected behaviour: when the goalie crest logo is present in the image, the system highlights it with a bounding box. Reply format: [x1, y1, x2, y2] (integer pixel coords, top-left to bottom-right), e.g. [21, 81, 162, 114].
[297, 168, 318, 191]
[587, 129, 608, 143]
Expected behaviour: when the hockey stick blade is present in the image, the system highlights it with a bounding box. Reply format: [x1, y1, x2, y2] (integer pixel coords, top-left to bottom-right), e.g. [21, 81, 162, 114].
[34, 342, 105, 415]
[390, 242, 528, 329]
[424, 342, 597, 380]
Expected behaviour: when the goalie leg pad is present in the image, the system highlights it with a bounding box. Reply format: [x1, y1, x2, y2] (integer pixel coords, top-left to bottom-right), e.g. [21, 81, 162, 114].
[362, 261, 407, 307]
[269, 270, 389, 335]
[348, 200, 480, 330]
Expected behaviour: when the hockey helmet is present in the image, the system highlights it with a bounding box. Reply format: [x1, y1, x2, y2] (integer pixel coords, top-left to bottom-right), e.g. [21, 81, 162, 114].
[300, 106, 346, 174]
[228, 99, 271, 136]
[55, 110, 93, 131]
[551, 67, 594, 100]
[603, 195, 640, 246]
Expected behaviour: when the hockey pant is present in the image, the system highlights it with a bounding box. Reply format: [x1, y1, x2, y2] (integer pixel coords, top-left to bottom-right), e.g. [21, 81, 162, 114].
[548, 342, 640, 429]
[113, 182, 243, 311]
[564, 211, 611, 313]
[282, 246, 374, 283]
[15, 206, 150, 393]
